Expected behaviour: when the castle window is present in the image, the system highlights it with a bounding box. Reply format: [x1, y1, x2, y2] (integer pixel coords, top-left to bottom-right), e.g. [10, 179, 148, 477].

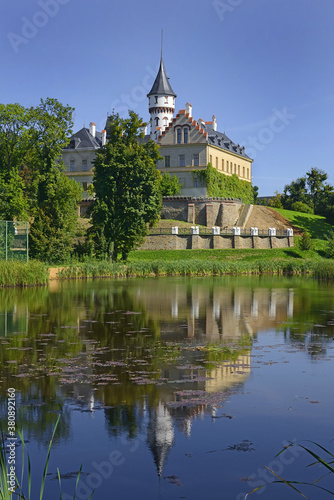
[243, 166, 245, 177]
[177, 128, 182, 144]
[193, 175, 200, 187]
[216, 157, 218, 169]
[193, 154, 199, 167]
[164, 96, 168, 104]
[155, 96, 158, 103]
[70, 160, 75, 172]
[209, 155, 212, 164]
[82, 182, 88, 191]
[179, 154, 185, 167]
[222, 159, 224, 171]
[238, 165, 240, 176]
[165, 156, 170, 168]
[234, 163, 236, 174]
[155, 117, 159, 126]
[247, 168, 250, 179]
[163, 117, 168, 127]
[82, 160, 87, 171]
[184, 128, 188, 144]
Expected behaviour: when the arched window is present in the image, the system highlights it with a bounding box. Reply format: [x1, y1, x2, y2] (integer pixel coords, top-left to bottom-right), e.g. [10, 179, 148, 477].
[184, 128, 188, 144]
[163, 117, 168, 127]
[177, 128, 182, 144]
[155, 117, 159, 126]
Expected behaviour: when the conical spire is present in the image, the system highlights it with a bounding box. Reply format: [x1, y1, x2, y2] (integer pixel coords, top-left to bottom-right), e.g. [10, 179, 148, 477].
[147, 57, 177, 97]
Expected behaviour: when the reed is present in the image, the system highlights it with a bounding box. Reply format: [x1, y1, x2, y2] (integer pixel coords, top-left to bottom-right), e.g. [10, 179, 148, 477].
[0, 261, 49, 287]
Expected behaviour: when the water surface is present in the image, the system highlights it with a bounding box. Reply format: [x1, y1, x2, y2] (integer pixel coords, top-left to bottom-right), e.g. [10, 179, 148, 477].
[1, 276, 334, 499]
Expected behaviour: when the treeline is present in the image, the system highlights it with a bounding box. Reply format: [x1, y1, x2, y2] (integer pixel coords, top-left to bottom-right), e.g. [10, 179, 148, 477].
[263, 168, 334, 223]
[0, 99, 81, 262]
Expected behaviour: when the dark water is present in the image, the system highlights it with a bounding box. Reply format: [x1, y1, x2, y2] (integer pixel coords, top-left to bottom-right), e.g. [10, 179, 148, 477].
[1, 276, 334, 500]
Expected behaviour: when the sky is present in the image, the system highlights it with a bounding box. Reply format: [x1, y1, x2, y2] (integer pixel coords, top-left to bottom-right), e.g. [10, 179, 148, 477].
[1, 0, 334, 196]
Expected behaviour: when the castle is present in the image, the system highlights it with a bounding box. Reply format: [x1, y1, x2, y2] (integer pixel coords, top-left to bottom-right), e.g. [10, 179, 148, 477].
[62, 54, 253, 199]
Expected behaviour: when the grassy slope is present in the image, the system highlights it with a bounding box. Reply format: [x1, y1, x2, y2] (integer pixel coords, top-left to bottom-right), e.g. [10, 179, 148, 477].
[129, 208, 332, 263]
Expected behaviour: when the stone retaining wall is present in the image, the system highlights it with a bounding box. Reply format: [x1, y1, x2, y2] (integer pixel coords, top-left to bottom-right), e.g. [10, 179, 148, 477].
[139, 234, 294, 251]
[162, 197, 242, 227]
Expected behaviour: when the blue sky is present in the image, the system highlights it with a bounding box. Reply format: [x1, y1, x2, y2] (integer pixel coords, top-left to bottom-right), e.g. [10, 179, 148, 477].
[1, 0, 334, 196]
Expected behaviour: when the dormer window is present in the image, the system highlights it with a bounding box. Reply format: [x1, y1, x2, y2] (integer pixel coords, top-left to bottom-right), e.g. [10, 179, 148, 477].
[184, 128, 188, 144]
[177, 128, 182, 144]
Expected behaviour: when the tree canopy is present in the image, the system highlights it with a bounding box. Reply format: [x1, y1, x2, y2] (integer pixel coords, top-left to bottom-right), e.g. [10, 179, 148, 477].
[0, 98, 81, 261]
[90, 111, 162, 261]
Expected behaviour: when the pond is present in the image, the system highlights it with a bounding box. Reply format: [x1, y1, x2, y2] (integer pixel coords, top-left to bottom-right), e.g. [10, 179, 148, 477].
[1, 276, 334, 500]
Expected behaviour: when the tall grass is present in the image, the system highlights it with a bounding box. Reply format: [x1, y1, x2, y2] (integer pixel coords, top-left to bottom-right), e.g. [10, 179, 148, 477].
[57, 258, 322, 279]
[0, 417, 94, 500]
[0, 261, 49, 287]
[246, 441, 334, 499]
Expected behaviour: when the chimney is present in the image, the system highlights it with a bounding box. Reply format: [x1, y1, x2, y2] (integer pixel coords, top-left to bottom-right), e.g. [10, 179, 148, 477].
[101, 129, 106, 146]
[185, 102, 192, 118]
[89, 122, 96, 138]
[212, 115, 217, 131]
[198, 118, 205, 127]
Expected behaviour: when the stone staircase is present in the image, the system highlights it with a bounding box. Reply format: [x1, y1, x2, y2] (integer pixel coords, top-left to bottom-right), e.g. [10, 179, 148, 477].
[236, 204, 253, 228]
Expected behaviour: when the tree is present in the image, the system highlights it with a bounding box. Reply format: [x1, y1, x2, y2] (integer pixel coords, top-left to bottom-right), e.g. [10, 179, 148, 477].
[90, 111, 162, 261]
[160, 172, 182, 196]
[281, 176, 309, 210]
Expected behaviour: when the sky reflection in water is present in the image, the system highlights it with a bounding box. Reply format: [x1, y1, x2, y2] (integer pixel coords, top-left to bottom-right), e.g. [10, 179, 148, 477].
[1, 276, 334, 500]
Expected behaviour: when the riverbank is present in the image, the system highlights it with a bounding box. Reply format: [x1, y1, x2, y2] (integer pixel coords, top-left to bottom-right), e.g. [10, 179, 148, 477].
[1, 245, 334, 287]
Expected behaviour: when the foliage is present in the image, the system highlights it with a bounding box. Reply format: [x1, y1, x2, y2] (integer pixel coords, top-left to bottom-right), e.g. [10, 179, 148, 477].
[0, 260, 49, 286]
[281, 168, 334, 223]
[160, 172, 182, 196]
[267, 191, 283, 208]
[29, 169, 82, 262]
[247, 441, 334, 499]
[298, 231, 313, 251]
[325, 230, 334, 259]
[291, 201, 313, 214]
[90, 111, 162, 261]
[0, 416, 94, 500]
[195, 164, 255, 203]
[0, 98, 81, 262]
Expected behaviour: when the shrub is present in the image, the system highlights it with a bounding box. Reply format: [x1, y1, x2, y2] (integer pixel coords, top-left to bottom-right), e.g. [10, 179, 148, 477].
[291, 201, 313, 214]
[298, 231, 313, 251]
[325, 229, 334, 258]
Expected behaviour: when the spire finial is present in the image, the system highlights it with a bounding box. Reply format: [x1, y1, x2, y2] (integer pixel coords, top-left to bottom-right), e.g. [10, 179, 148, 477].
[161, 29, 163, 60]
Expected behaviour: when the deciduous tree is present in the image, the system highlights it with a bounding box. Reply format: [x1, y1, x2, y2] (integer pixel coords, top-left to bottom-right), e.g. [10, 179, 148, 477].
[90, 112, 162, 261]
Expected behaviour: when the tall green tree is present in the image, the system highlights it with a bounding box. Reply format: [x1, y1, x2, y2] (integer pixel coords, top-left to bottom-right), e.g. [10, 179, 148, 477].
[160, 172, 182, 196]
[90, 111, 162, 261]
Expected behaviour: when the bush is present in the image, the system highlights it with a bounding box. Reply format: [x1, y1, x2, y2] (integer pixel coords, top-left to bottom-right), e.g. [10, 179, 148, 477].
[291, 201, 313, 214]
[325, 229, 334, 258]
[299, 231, 313, 251]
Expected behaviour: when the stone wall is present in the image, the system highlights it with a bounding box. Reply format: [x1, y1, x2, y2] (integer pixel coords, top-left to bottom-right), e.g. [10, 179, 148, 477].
[161, 197, 242, 227]
[139, 234, 294, 251]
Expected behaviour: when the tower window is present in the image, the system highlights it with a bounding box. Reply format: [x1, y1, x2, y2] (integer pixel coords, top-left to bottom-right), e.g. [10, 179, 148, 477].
[164, 96, 168, 104]
[155, 96, 158, 103]
[184, 128, 188, 144]
[163, 117, 168, 127]
[82, 182, 88, 191]
[155, 117, 159, 126]
[177, 128, 182, 144]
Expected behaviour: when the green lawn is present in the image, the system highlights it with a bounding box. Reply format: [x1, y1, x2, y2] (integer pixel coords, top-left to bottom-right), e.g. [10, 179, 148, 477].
[273, 208, 333, 239]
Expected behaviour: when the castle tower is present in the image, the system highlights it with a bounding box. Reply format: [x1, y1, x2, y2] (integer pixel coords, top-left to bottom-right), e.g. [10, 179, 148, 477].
[147, 55, 177, 141]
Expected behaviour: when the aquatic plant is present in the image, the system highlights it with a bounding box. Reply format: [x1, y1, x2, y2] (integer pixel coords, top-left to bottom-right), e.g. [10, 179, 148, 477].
[246, 441, 334, 499]
[0, 261, 48, 287]
[0, 416, 94, 500]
